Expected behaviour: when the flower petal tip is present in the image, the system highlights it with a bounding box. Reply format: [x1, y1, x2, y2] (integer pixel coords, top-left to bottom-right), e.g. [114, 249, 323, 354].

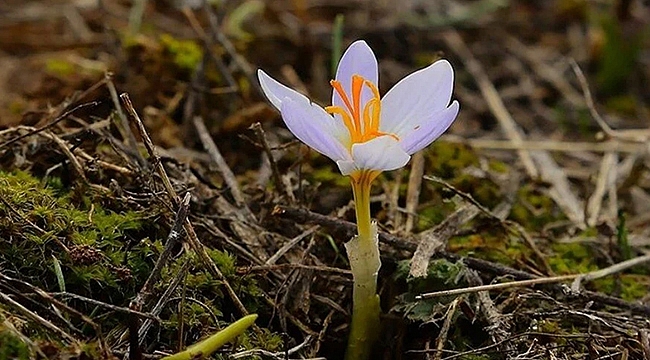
[258, 70, 309, 112]
[335, 40, 378, 84]
[280, 98, 350, 163]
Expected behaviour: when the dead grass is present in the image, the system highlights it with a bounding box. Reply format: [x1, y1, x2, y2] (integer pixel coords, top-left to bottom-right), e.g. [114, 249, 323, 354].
[0, 0, 649, 359]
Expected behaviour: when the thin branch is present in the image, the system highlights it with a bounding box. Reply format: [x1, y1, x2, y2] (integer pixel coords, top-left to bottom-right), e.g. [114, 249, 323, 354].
[50, 292, 161, 321]
[251, 122, 292, 202]
[442, 29, 538, 178]
[451, 137, 643, 153]
[433, 297, 461, 360]
[193, 116, 249, 211]
[130, 193, 191, 310]
[0, 101, 97, 151]
[0, 289, 77, 343]
[266, 226, 319, 265]
[570, 58, 650, 142]
[416, 274, 578, 300]
[405, 152, 425, 233]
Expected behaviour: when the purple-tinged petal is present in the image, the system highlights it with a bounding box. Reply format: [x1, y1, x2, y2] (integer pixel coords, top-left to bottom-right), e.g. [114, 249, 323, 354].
[398, 101, 459, 154]
[258, 69, 309, 111]
[332, 40, 378, 110]
[380, 60, 455, 137]
[280, 98, 351, 162]
[347, 136, 410, 173]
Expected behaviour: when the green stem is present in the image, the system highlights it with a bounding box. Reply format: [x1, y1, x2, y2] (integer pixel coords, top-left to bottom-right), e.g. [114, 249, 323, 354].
[162, 314, 258, 360]
[352, 172, 373, 239]
[345, 171, 381, 360]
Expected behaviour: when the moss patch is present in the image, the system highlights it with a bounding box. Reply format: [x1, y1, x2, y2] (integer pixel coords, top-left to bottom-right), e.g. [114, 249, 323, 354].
[510, 184, 564, 231]
[159, 34, 203, 71]
[0, 327, 30, 360]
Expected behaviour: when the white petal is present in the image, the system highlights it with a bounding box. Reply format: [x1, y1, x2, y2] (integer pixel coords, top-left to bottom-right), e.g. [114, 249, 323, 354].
[349, 136, 410, 173]
[380, 60, 455, 137]
[258, 69, 309, 111]
[332, 40, 378, 110]
[399, 101, 459, 154]
[280, 98, 351, 162]
[336, 160, 356, 176]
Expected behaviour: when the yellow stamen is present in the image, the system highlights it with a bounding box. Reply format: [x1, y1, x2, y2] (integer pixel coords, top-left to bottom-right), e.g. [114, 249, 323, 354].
[326, 74, 399, 148]
[351, 76, 364, 132]
[325, 106, 355, 136]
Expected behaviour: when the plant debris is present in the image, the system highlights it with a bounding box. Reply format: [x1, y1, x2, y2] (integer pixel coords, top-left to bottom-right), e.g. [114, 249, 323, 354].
[1, 0, 650, 359]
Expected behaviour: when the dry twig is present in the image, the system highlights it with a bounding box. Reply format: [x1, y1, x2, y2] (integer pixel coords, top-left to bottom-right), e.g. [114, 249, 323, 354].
[442, 29, 538, 178]
[416, 274, 578, 300]
[252, 122, 293, 202]
[193, 116, 250, 211]
[409, 204, 479, 278]
[405, 152, 426, 233]
[586, 152, 618, 226]
[433, 297, 461, 360]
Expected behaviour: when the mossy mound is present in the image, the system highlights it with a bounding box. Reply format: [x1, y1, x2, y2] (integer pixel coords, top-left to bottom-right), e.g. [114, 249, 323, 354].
[0, 170, 277, 357]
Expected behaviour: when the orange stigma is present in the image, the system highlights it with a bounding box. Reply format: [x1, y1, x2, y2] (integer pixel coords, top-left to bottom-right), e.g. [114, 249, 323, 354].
[326, 75, 398, 147]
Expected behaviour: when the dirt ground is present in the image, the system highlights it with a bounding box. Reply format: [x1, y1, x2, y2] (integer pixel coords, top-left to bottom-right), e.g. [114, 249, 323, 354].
[0, 0, 650, 359]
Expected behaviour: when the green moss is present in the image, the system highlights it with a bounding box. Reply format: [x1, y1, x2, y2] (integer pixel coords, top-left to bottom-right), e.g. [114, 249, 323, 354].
[159, 34, 203, 71]
[310, 166, 349, 188]
[0, 328, 30, 360]
[535, 320, 568, 345]
[232, 327, 284, 358]
[450, 173, 500, 208]
[8, 100, 25, 115]
[488, 159, 509, 173]
[45, 59, 76, 77]
[510, 184, 563, 231]
[548, 243, 598, 275]
[209, 249, 237, 277]
[413, 141, 502, 231]
[424, 141, 479, 179]
[121, 32, 143, 49]
[157, 251, 265, 353]
[416, 200, 457, 230]
[76, 341, 104, 358]
[593, 275, 650, 301]
[578, 227, 598, 238]
[605, 95, 637, 117]
[447, 232, 530, 266]
[0, 169, 277, 353]
[538, 319, 561, 332]
[0, 170, 157, 326]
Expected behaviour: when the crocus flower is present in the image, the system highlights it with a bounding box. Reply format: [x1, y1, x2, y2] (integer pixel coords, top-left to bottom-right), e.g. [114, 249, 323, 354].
[257, 40, 459, 179]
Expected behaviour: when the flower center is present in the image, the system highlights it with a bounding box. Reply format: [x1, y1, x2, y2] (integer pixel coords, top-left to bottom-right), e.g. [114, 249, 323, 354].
[325, 74, 398, 147]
